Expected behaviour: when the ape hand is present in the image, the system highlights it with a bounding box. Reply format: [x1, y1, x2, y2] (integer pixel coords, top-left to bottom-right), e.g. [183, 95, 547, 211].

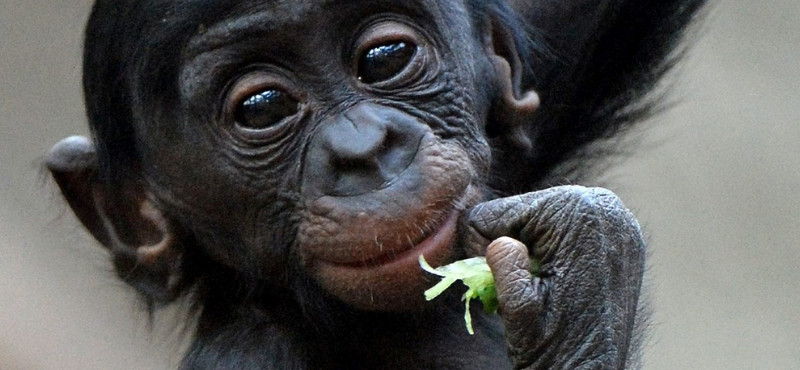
[464, 186, 645, 370]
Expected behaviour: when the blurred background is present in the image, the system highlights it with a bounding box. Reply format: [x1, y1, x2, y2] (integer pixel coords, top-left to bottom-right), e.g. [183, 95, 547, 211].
[1, 1, 798, 369]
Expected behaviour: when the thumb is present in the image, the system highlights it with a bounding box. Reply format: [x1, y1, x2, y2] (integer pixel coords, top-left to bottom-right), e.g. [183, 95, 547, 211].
[485, 237, 538, 315]
[485, 237, 545, 353]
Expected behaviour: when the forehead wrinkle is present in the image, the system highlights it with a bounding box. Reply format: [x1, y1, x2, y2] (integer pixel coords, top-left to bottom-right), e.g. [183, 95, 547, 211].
[183, 0, 361, 57]
[185, 12, 299, 58]
[183, 0, 439, 57]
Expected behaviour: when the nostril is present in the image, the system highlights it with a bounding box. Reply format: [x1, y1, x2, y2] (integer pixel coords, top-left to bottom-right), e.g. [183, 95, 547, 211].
[331, 155, 380, 174]
[376, 130, 414, 174]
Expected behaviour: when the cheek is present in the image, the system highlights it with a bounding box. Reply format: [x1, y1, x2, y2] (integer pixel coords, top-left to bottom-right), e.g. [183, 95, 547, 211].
[461, 133, 492, 182]
[141, 137, 302, 274]
[429, 73, 494, 177]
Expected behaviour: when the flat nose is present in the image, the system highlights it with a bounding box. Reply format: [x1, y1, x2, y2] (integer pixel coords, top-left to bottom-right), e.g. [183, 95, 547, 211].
[304, 103, 427, 196]
[325, 110, 387, 169]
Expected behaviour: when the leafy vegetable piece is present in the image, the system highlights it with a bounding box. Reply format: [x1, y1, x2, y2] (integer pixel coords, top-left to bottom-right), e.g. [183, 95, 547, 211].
[420, 255, 542, 335]
[419, 255, 497, 335]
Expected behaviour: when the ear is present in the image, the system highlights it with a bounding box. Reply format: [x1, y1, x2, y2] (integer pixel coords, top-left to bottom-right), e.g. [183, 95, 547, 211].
[485, 18, 540, 154]
[46, 136, 190, 303]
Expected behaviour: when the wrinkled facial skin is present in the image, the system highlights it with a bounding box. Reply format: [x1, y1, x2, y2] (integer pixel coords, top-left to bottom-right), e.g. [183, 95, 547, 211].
[135, 0, 494, 310]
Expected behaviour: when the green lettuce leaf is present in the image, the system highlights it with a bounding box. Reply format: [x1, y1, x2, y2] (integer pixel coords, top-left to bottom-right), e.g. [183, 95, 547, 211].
[419, 255, 497, 335]
[420, 254, 541, 335]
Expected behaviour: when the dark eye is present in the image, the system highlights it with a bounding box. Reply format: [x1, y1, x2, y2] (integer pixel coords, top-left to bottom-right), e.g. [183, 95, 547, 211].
[358, 41, 416, 84]
[234, 89, 299, 129]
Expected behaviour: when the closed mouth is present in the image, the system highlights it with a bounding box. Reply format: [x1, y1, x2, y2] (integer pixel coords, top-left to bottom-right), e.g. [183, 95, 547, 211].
[323, 208, 460, 271]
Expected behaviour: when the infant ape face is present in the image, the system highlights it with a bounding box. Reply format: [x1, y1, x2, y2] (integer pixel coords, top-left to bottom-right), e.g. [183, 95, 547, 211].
[50, 0, 537, 311]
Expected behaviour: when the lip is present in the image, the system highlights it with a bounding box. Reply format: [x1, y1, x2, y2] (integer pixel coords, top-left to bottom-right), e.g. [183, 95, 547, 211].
[320, 208, 460, 272]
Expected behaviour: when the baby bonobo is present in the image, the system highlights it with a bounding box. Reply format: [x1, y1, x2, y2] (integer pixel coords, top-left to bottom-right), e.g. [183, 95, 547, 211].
[46, 0, 704, 368]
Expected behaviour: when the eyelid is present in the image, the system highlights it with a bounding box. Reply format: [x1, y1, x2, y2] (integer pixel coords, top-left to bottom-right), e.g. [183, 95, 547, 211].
[222, 71, 306, 142]
[352, 22, 421, 71]
[228, 73, 290, 110]
[225, 71, 305, 118]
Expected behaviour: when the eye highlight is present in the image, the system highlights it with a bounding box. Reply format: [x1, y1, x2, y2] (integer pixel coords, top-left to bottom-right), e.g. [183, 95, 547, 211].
[358, 41, 417, 84]
[234, 89, 299, 130]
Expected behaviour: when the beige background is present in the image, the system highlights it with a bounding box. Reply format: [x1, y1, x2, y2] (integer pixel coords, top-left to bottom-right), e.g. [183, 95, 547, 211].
[1, 1, 798, 369]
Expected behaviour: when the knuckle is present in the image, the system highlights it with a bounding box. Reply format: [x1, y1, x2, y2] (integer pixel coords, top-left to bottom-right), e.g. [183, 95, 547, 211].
[469, 198, 513, 219]
[555, 186, 639, 230]
[554, 185, 613, 212]
[587, 188, 643, 239]
[539, 186, 645, 257]
[467, 198, 523, 231]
